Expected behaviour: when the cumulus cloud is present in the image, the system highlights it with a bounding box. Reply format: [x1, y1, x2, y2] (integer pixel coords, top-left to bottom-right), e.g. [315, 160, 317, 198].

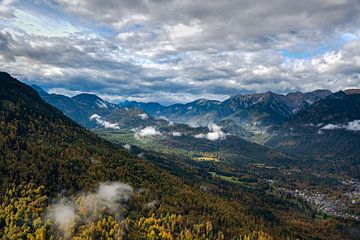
[321, 120, 360, 131]
[123, 143, 131, 151]
[89, 114, 120, 129]
[194, 123, 227, 141]
[135, 126, 162, 139]
[194, 133, 205, 139]
[157, 116, 174, 125]
[321, 123, 341, 130]
[47, 182, 133, 235]
[57, 0, 360, 40]
[1, 1, 360, 104]
[0, 0, 15, 18]
[347, 120, 360, 131]
[171, 131, 182, 137]
[47, 200, 77, 234]
[138, 113, 149, 119]
[157, 116, 169, 121]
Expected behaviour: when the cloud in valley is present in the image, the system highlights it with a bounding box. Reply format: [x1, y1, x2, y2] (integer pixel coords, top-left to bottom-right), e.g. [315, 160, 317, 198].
[194, 123, 227, 141]
[321, 120, 360, 131]
[135, 126, 162, 139]
[171, 131, 182, 137]
[89, 114, 120, 129]
[138, 113, 149, 120]
[123, 143, 131, 151]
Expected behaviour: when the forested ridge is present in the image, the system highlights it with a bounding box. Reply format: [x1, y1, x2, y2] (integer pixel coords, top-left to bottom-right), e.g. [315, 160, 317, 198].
[0, 72, 277, 239]
[0, 72, 357, 239]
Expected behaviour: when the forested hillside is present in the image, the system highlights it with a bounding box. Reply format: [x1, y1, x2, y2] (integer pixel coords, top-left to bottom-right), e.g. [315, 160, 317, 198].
[1, 72, 358, 239]
[0, 72, 280, 239]
[267, 92, 360, 177]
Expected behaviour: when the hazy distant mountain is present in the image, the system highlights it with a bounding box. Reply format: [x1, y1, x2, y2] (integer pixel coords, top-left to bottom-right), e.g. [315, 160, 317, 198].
[102, 107, 168, 129]
[34, 84, 336, 144]
[267, 91, 360, 177]
[30, 85, 296, 167]
[151, 99, 221, 125]
[284, 89, 332, 113]
[123, 90, 331, 142]
[73, 93, 118, 110]
[32, 86, 119, 128]
[33, 84, 333, 134]
[215, 90, 332, 127]
[344, 88, 360, 95]
[121, 100, 166, 115]
[32, 87, 91, 127]
[32, 86, 164, 129]
[200, 90, 332, 124]
[217, 92, 292, 125]
[282, 91, 360, 126]
[31, 84, 49, 97]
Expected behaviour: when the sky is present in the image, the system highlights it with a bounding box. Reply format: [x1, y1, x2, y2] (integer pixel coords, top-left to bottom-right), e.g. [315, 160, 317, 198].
[0, 0, 360, 105]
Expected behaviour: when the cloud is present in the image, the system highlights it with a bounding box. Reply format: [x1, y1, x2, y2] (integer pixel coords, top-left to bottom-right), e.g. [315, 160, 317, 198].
[169, 23, 202, 39]
[135, 126, 162, 139]
[145, 200, 159, 209]
[347, 120, 360, 131]
[157, 115, 175, 125]
[47, 199, 77, 234]
[138, 113, 149, 119]
[171, 131, 182, 137]
[194, 123, 227, 141]
[47, 182, 133, 236]
[89, 114, 120, 129]
[1, 1, 360, 104]
[57, 0, 360, 40]
[321, 120, 360, 131]
[321, 123, 341, 130]
[123, 144, 131, 151]
[157, 116, 169, 121]
[49, 88, 126, 103]
[194, 133, 205, 139]
[0, 0, 15, 18]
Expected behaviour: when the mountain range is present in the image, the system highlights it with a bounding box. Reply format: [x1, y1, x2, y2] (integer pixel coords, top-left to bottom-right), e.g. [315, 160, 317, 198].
[33, 84, 334, 132]
[123, 89, 332, 126]
[32, 85, 294, 168]
[32, 83, 360, 178]
[1, 72, 359, 239]
[1, 72, 289, 239]
[267, 91, 360, 177]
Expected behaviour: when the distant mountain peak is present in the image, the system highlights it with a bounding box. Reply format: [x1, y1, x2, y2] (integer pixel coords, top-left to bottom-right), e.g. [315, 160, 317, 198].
[189, 98, 221, 106]
[344, 89, 360, 95]
[328, 91, 347, 99]
[286, 91, 302, 96]
[73, 93, 102, 101]
[72, 93, 117, 109]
